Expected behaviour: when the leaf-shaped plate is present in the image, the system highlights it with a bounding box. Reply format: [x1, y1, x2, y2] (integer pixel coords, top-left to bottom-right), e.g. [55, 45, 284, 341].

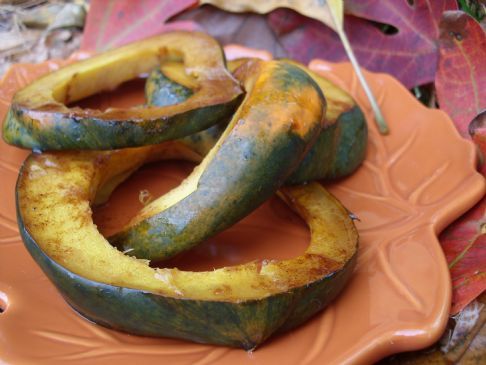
[0, 47, 484, 365]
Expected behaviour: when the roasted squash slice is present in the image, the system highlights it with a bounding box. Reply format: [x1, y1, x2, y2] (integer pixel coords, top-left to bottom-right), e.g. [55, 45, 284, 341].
[2, 31, 242, 150]
[146, 58, 367, 183]
[16, 147, 358, 349]
[109, 59, 326, 260]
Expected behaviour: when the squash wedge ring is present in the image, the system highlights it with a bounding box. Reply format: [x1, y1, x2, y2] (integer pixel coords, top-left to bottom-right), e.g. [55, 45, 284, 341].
[2, 31, 242, 150]
[17, 146, 358, 350]
[110, 59, 326, 261]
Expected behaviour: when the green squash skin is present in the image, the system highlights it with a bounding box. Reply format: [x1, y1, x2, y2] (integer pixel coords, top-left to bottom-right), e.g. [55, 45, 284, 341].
[18, 202, 357, 349]
[326, 106, 368, 180]
[145, 65, 367, 184]
[286, 106, 367, 184]
[110, 61, 326, 260]
[2, 98, 242, 151]
[145, 69, 194, 106]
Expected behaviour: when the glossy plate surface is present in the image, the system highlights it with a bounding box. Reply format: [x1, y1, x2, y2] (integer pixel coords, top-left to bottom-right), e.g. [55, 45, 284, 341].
[0, 46, 484, 365]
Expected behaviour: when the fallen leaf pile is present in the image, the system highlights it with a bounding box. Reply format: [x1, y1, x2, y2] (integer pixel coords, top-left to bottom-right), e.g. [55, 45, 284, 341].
[0, 0, 87, 75]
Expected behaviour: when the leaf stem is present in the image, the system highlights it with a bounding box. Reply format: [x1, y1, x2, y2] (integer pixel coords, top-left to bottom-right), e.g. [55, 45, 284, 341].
[448, 233, 479, 269]
[328, 9, 389, 134]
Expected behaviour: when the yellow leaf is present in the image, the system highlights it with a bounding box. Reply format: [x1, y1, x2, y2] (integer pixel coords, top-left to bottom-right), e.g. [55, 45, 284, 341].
[200, 0, 343, 31]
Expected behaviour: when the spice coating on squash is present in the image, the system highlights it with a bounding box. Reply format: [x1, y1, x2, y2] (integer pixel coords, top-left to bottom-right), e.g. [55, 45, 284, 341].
[16, 147, 358, 349]
[110, 59, 326, 260]
[2, 31, 242, 150]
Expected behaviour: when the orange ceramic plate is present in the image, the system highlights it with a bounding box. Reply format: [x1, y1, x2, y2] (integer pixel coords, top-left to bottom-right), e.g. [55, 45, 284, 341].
[0, 46, 484, 365]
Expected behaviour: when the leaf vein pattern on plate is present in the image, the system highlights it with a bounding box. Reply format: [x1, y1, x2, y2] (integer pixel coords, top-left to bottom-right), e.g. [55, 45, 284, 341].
[407, 161, 451, 205]
[377, 240, 425, 311]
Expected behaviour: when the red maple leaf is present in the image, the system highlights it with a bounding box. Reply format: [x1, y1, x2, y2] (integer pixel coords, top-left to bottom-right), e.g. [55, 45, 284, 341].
[268, 0, 457, 88]
[81, 0, 199, 51]
[435, 11, 486, 137]
[440, 197, 486, 315]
